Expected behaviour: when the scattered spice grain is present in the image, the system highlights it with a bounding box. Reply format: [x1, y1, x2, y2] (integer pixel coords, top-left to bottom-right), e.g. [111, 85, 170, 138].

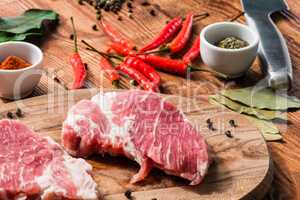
[206, 118, 216, 131]
[70, 34, 74, 40]
[149, 9, 156, 16]
[225, 130, 233, 138]
[206, 118, 212, 124]
[117, 16, 123, 21]
[6, 111, 14, 119]
[16, 108, 24, 118]
[229, 119, 237, 127]
[78, 0, 84, 5]
[124, 190, 133, 200]
[92, 24, 98, 31]
[140, 0, 150, 6]
[127, 2, 133, 8]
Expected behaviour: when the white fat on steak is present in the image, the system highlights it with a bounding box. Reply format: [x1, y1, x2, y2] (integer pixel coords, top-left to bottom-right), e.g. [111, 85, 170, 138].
[62, 90, 210, 185]
[92, 92, 139, 162]
[0, 119, 99, 200]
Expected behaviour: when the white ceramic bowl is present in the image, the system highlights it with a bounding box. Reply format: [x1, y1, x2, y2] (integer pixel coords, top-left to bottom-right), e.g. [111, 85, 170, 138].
[0, 42, 43, 99]
[200, 22, 259, 78]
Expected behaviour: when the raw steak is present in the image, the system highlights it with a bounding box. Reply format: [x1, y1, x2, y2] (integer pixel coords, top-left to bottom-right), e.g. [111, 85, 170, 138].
[0, 119, 98, 200]
[62, 91, 210, 185]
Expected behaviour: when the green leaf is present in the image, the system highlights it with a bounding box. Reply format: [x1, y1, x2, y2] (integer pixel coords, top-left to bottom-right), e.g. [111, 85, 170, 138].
[245, 116, 282, 141]
[221, 87, 300, 110]
[210, 95, 287, 120]
[0, 9, 58, 34]
[262, 133, 283, 141]
[0, 32, 42, 43]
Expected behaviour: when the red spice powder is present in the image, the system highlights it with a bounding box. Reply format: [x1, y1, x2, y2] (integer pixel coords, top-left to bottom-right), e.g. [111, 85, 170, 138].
[0, 56, 31, 70]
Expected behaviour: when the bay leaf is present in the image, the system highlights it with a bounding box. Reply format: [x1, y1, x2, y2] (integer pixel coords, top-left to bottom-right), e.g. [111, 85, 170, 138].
[221, 86, 300, 110]
[210, 95, 287, 120]
[262, 133, 283, 141]
[0, 32, 42, 43]
[245, 116, 282, 141]
[0, 9, 58, 34]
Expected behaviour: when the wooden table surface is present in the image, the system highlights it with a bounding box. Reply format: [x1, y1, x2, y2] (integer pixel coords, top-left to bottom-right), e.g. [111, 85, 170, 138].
[1, 0, 300, 199]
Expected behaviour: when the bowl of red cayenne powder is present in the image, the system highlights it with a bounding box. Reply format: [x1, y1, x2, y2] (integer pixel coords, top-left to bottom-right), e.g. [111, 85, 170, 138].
[0, 41, 43, 99]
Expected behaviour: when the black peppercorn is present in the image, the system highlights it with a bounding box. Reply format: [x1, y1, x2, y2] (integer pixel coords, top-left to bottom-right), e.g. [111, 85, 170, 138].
[208, 123, 216, 131]
[127, 2, 133, 8]
[16, 108, 23, 118]
[229, 119, 237, 127]
[69, 34, 74, 40]
[6, 111, 14, 119]
[124, 190, 133, 200]
[78, 0, 84, 5]
[225, 130, 233, 138]
[149, 9, 156, 16]
[140, 0, 150, 6]
[92, 24, 98, 31]
[128, 13, 133, 19]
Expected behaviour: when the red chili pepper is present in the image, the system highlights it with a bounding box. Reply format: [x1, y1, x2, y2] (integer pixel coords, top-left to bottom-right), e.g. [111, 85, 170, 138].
[99, 56, 120, 86]
[81, 40, 160, 88]
[139, 17, 183, 53]
[100, 19, 134, 50]
[69, 17, 86, 90]
[183, 36, 200, 64]
[146, 13, 194, 55]
[139, 54, 228, 78]
[116, 64, 158, 92]
[138, 54, 187, 75]
[124, 56, 160, 85]
[110, 42, 136, 57]
[168, 13, 193, 53]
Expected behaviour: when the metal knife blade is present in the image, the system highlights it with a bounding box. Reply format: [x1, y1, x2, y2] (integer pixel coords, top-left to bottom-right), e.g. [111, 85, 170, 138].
[242, 0, 289, 14]
[241, 0, 292, 90]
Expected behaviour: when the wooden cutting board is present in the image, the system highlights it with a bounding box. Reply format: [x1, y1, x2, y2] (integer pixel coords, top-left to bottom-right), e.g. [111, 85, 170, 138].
[0, 89, 272, 200]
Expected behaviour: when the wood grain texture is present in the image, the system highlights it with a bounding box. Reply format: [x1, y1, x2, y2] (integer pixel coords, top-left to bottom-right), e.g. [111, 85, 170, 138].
[1, 0, 300, 199]
[0, 89, 272, 200]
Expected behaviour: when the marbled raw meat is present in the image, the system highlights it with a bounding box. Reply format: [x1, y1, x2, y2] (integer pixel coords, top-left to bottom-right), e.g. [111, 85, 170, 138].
[0, 119, 98, 200]
[62, 91, 210, 185]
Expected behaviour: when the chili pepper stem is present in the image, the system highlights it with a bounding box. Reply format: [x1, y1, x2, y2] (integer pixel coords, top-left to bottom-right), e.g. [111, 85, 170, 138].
[189, 65, 229, 79]
[141, 46, 170, 55]
[112, 79, 120, 88]
[82, 40, 123, 61]
[193, 12, 209, 21]
[181, 12, 209, 21]
[70, 17, 78, 52]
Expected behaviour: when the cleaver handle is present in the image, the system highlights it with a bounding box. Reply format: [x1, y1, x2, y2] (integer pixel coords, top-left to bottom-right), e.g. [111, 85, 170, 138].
[245, 13, 292, 90]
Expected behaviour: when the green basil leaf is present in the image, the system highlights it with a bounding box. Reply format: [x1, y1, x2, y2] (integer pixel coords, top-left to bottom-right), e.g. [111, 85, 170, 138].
[210, 95, 287, 120]
[220, 87, 300, 110]
[0, 9, 58, 34]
